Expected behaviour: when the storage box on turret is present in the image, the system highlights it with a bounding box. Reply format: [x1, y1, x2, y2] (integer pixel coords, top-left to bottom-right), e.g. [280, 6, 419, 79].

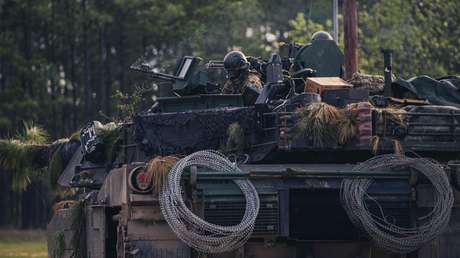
[305, 77, 352, 95]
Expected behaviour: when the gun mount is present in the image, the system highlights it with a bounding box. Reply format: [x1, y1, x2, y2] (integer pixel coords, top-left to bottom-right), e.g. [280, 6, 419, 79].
[131, 56, 244, 112]
[130, 56, 210, 95]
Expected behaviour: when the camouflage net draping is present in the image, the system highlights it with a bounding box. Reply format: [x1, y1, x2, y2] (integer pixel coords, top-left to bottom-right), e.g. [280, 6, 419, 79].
[159, 150, 260, 253]
[341, 155, 454, 253]
[347, 72, 385, 94]
[135, 107, 257, 156]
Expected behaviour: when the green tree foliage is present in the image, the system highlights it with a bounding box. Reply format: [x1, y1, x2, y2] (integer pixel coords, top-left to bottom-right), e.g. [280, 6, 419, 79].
[287, 12, 328, 45]
[0, 0, 272, 139]
[285, 0, 460, 78]
[358, 0, 460, 78]
[0, 0, 459, 228]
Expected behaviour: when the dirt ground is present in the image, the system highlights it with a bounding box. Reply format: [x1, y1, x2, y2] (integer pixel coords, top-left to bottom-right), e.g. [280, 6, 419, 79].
[0, 229, 47, 258]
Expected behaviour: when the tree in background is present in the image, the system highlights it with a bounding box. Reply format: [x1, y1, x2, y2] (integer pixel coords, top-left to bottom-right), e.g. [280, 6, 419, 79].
[0, 0, 459, 228]
[358, 0, 460, 78]
[285, 0, 460, 79]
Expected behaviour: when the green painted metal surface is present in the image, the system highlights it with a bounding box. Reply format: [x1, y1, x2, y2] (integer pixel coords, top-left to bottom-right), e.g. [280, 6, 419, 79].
[294, 40, 344, 77]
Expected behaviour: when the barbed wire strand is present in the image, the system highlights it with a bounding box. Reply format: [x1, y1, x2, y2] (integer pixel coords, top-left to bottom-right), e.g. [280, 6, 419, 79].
[341, 154, 454, 253]
[159, 150, 260, 253]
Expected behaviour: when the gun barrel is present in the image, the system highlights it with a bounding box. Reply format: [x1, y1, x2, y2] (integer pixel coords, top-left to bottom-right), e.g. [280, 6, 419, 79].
[129, 64, 176, 82]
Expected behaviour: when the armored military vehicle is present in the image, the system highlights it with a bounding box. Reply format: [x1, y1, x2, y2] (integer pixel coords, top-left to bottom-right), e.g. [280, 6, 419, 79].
[47, 34, 460, 258]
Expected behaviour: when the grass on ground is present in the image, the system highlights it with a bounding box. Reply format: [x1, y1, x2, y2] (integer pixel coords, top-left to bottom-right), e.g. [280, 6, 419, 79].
[0, 230, 47, 258]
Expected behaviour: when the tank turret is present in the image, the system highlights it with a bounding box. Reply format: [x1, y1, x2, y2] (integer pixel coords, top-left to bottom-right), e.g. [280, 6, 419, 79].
[43, 34, 460, 258]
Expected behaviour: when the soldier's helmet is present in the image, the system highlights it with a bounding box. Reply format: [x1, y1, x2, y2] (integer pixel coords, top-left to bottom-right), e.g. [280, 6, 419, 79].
[311, 31, 333, 41]
[223, 51, 250, 79]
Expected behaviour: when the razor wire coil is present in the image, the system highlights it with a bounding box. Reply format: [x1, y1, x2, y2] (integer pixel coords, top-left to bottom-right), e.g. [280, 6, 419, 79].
[340, 154, 454, 254]
[159, 150, 260, 253]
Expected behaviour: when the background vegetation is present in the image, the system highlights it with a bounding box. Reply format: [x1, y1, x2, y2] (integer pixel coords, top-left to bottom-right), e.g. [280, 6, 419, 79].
[0, 230, 47, 258]
[0, 0, 458, 228]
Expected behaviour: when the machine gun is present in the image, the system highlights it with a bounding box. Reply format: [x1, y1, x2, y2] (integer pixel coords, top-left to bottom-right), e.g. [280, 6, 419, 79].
[131, 56, 244, 112]
[255, 53, 288, 112]
[130, 56, 219, 96]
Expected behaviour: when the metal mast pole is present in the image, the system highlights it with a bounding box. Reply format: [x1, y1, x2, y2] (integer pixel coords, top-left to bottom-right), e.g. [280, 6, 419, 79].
[333, 0, 339, 43]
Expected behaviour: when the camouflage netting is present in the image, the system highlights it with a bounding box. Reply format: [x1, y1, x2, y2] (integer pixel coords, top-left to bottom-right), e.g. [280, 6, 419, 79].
[290, 102, 364, 149]
[347, 72, 385, 94]
[145, 156, 179, 194]
[134, 107, 258, 156]
[0, 124, 80, 190]
[292, 103, 344, 148]
[226, 122, 246, 153]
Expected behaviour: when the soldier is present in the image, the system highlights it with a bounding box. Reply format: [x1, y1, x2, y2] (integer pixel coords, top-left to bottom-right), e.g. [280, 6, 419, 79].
[222, 51, 263, 99]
